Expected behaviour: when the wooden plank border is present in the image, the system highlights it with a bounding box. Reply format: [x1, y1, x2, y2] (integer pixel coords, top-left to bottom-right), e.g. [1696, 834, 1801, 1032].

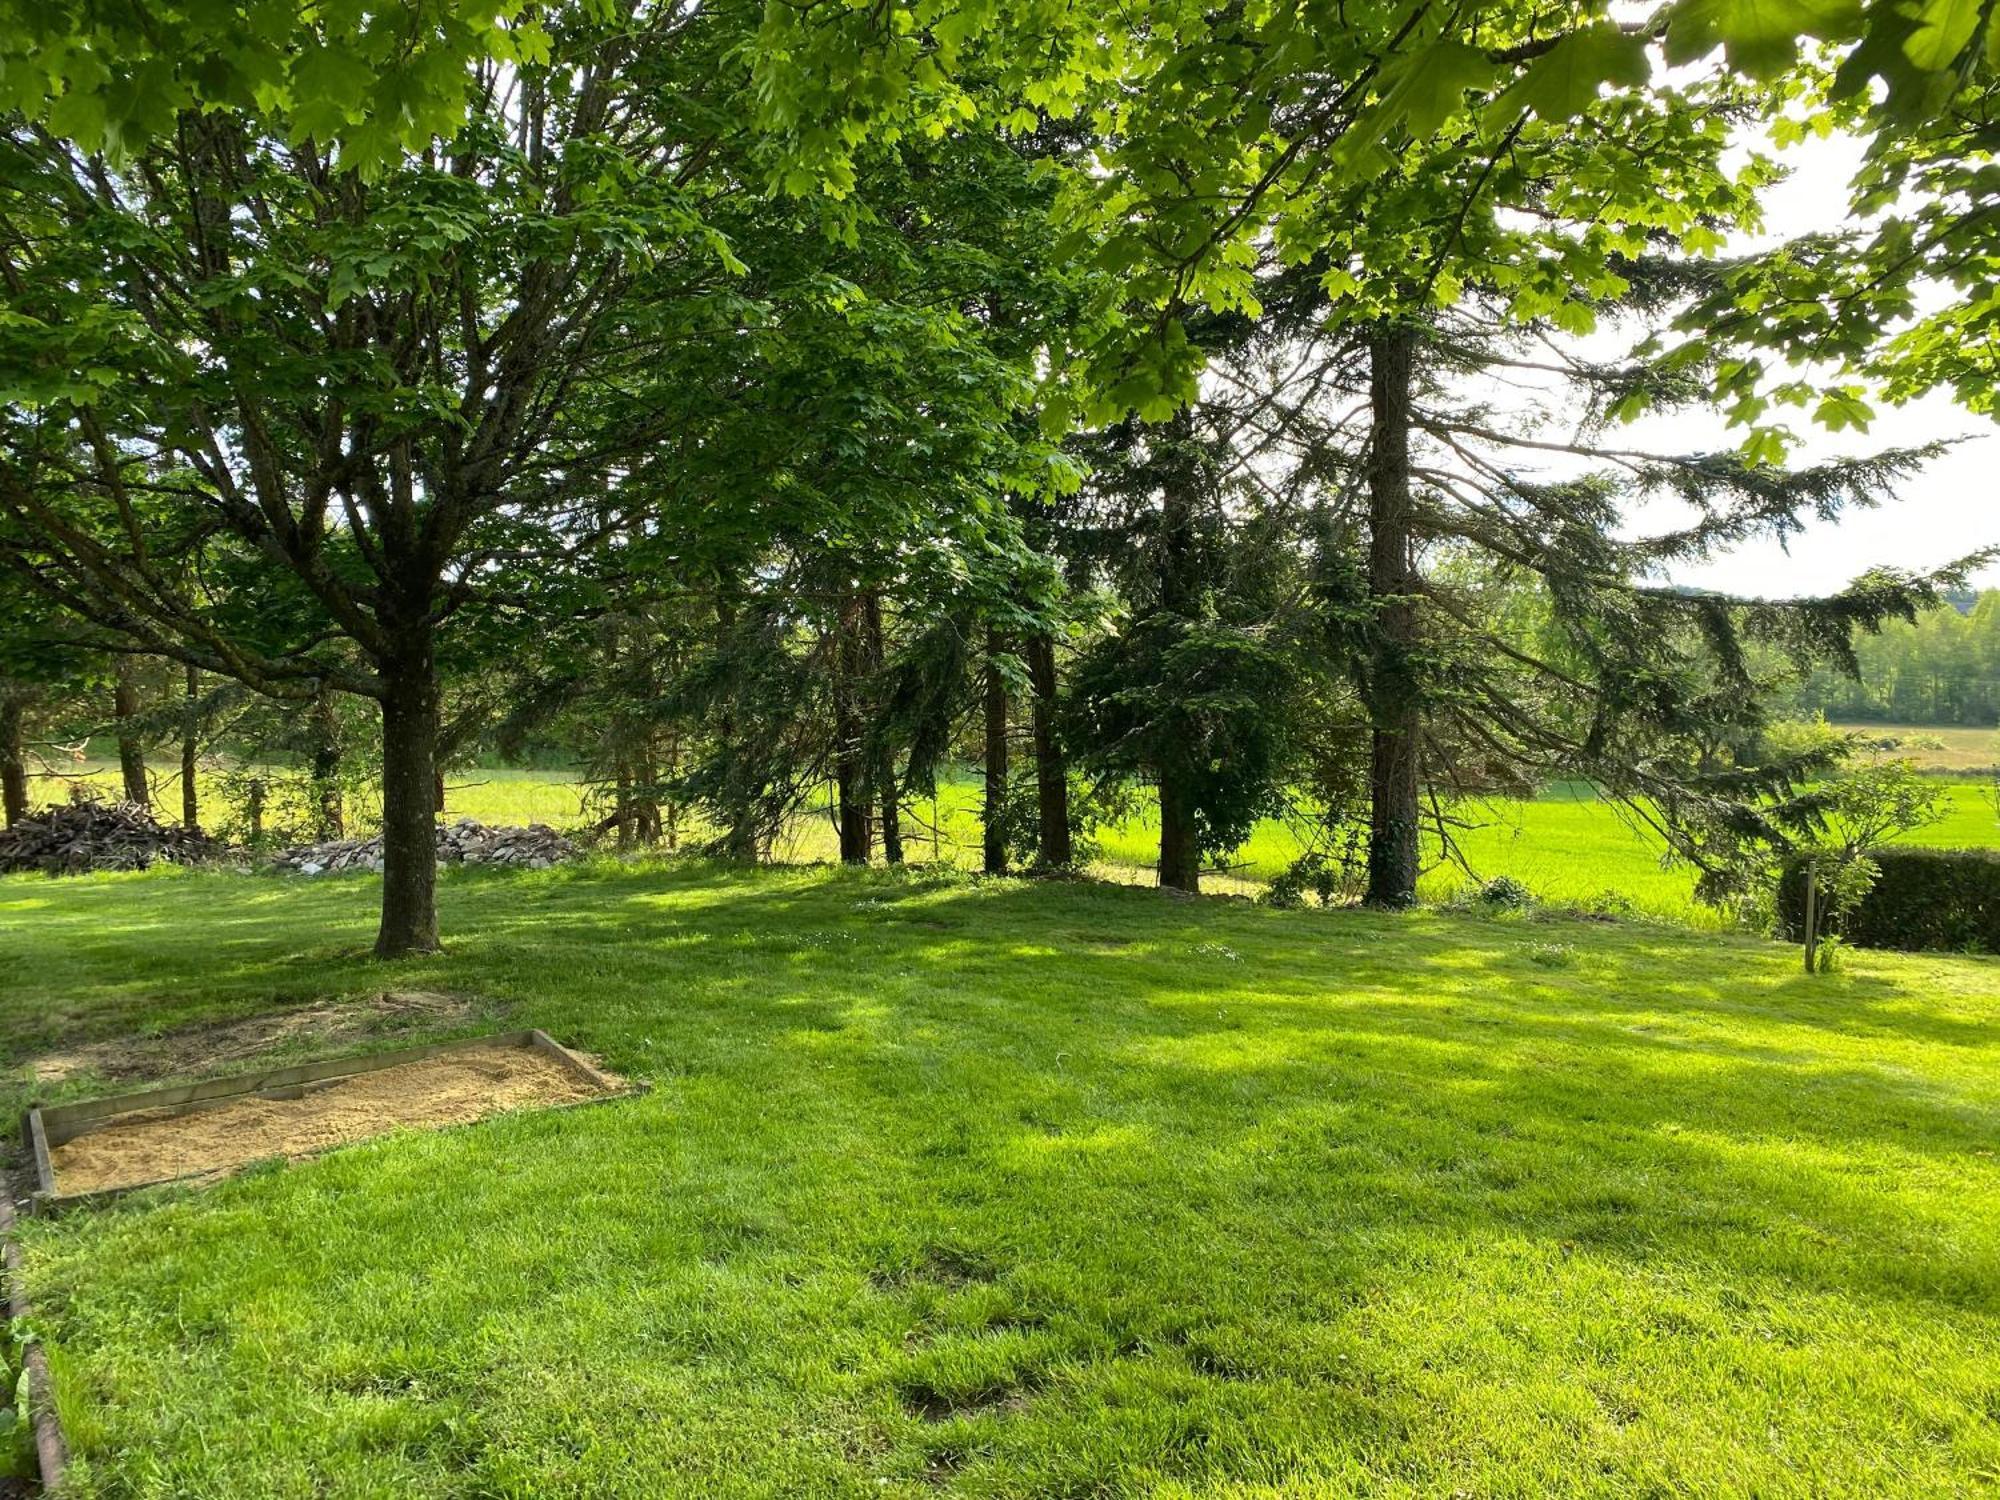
[22, 1030, 639, 1210]
[1, 1188, 70, 1491]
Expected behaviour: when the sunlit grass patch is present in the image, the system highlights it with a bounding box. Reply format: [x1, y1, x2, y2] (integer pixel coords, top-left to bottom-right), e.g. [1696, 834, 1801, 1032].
[3, 862, 1998, 1496]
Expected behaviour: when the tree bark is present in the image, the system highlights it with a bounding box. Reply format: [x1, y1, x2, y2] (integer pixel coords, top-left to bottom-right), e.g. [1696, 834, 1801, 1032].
[113, 658, 148, 806]
[983, 628, 1009, 877]
[862, 593, 903, 865]
[713, 592, 760, 861]
[636, 752, 663, 844]
[0, 687, 28, 827]
[1156, 760, 1201, 893]
[1156, 413, 1200, 894]
[1365, 323, 1422, 909]
[613, 757, 635, 847]
[310, 684, 343, 838]
[833, 596, 871, 864]
[376, 642, 443, 958]
[1803, 867, 1820, 975]
[1024, 629, 1072, 868]
[180, 665, 201, 830]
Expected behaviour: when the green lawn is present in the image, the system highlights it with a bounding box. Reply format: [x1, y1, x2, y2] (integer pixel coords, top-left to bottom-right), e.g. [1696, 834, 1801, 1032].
[4, 860, 1999, 1497]
[26, 751, 2000, 930]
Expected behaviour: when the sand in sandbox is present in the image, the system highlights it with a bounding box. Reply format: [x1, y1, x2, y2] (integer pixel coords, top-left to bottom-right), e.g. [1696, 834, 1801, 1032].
[49, 1046, 618, 1196]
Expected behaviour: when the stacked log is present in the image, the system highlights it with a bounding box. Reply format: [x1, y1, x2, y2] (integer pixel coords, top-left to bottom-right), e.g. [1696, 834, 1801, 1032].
[273, 818, 574, 875]
[0, 800, 226, 874]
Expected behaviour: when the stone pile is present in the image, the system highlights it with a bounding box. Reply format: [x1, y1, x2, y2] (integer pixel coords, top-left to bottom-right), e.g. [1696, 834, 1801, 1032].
[272, 817, 574, 875]
[0, 799, 227, 875]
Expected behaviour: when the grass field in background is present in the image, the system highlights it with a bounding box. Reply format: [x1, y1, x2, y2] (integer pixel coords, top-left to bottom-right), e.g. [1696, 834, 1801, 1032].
[4, 860, 1998, 1497]
[23, 733, 1999, 928]
[1833, 722, 2000, 775]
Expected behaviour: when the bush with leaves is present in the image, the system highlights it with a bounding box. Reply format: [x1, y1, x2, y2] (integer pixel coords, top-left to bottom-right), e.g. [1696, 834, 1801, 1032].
[1778, 737, 1947, 972]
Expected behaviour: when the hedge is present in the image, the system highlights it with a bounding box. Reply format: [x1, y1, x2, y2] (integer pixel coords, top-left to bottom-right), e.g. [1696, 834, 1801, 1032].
[1777, 846, 2000, 954]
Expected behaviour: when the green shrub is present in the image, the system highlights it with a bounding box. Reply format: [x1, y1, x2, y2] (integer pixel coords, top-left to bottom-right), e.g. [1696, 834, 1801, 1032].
[1777, 847, 2000, 954]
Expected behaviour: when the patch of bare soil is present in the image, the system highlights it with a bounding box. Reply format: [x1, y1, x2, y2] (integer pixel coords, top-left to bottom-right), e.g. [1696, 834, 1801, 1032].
[31, 990, 479, 1086]
[49, 1045, 619, 1197]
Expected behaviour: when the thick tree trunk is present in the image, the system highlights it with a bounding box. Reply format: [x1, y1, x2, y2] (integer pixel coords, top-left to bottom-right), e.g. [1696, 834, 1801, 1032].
[0, 687, 27, 827]
[834, 597, 871, 864]
[1365, 323, 1422, 909]
[1024, 630, 1072, 868]
[310, 685, 343, 838]
[113, 658, 148, 805]
[983, 628, 1009, 877]
[1156, 760, 1201, 893]
[180, 665, 201, 830]
[376, 646, 443, 958]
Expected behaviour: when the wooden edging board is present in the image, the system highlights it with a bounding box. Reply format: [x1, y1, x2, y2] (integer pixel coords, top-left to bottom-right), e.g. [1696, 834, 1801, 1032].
[1, 1188, 70, 1491]
[20, 1028, 636, 1213]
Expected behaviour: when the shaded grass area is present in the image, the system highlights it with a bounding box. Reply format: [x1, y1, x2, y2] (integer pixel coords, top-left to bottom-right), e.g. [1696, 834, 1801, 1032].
[4, 861, 1999, 1497]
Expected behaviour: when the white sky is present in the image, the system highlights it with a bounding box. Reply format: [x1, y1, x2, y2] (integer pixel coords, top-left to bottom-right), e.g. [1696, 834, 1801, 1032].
[1612, 131, 1997, 599]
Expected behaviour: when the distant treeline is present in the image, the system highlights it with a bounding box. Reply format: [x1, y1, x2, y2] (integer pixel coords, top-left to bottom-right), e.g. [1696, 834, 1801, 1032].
[1784, 591, 2000, 727]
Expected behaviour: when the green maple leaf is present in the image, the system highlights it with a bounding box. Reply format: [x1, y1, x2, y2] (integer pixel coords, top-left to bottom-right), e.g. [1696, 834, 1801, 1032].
[1371, 40, 1498, 142]
[1486, 25, 1650, 135]
[1901, 0, 1983, 69]
[1665, 0, 1865, 79]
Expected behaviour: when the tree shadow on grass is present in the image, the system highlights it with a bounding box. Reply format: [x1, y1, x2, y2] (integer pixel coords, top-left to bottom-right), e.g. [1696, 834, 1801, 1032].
[13, 861, 2000, 1496]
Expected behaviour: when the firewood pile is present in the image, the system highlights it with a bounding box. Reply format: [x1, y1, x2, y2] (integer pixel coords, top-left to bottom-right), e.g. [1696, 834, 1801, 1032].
[272, 818, 575, 875]
[0, 799, 227, 875]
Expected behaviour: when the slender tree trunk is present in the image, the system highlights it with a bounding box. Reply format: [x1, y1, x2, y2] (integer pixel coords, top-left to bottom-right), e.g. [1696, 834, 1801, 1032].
[1803, 867, 1820, 975]
[376, 639, 442, 958]
[834, 597, 871, 864]
[862, 593, 903, 865]
[1024, 630, 1072, 868]
[0, 687, 27, 827]
[1156, 414, 1201, 894]
[877, 768, 905, 865]
[633, 645, 662, 845]
[113, 658, 148, 805]
[714, 592, 759, 861]
[1365, 323, 1421, 909]
[660, 730, 682, 852]
[308, 684, 343, 838]
[983, 628, 1009, 876]
[614, 756, 636, 848]
[180, 665, 201, 830]
[433, 768, 447, 817]
[637, 751, 663, 844]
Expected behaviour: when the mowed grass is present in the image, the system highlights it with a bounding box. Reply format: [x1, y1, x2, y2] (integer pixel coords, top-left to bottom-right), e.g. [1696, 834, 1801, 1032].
[28, 744, 2000, 929]
[3, 860, 1999, 1497]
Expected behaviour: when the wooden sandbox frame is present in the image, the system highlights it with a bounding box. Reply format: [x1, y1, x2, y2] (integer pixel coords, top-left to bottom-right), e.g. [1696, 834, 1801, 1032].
[21, 1028, 634, 1213]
